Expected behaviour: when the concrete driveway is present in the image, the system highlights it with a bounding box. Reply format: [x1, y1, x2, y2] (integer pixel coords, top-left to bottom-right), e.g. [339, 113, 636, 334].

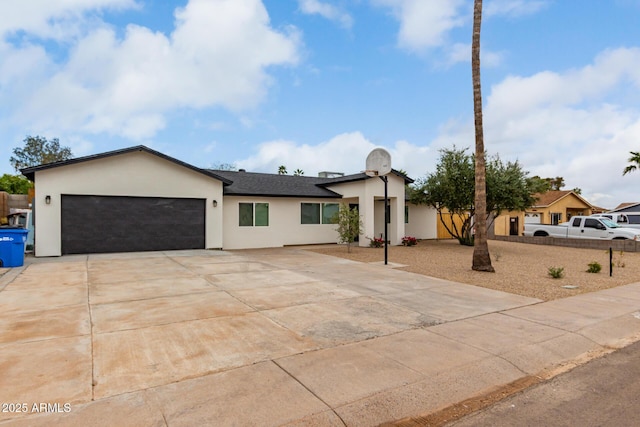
[1, 248, 640, 426]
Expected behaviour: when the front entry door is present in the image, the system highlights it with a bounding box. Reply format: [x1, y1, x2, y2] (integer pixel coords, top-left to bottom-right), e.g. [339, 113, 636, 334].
[509, 216, 519, 236]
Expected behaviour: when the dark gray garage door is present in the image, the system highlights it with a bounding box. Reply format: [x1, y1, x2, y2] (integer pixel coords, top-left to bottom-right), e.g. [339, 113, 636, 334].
[61, 195, 206, 254]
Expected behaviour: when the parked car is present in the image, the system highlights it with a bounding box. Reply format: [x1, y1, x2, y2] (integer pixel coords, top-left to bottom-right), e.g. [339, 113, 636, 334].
[524, 216, 640, 240]
[590, 213, 640, 229]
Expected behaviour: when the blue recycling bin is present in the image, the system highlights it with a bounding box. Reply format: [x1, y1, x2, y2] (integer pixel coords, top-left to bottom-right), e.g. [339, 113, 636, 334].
[0, 228, 29, 268]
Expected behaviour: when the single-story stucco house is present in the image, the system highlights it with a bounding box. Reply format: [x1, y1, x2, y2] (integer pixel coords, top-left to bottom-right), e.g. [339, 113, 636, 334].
[21, 145, 437, 257]
[492, 190, 594, 237]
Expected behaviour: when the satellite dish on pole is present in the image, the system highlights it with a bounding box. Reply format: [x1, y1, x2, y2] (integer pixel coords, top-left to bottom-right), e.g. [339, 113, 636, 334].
[365, 148, 392, 177]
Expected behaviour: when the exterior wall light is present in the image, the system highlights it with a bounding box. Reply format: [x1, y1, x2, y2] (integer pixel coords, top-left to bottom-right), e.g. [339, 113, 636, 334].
[45, 195, 51, 204]
[213, 200, 218, 207]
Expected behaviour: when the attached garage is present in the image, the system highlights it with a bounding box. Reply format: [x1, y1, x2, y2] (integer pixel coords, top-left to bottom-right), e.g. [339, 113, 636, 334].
[61, 195, 206, 254]
[21, 146, 229, 257]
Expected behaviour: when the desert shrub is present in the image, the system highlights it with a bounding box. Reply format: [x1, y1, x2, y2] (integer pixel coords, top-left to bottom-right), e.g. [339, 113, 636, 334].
[586, 261, 602, 274]
[368, 236, 384, 248]
[548, 266, 564, 279]
[401, 236, 417, 246]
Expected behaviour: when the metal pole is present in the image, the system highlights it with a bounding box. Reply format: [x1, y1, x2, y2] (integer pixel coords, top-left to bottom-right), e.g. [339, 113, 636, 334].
[610, 247, 613, 277]
[381, 176, 388, 265]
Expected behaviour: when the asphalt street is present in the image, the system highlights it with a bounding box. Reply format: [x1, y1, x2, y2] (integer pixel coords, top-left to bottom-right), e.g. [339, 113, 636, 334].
[449, 340, 640, 427]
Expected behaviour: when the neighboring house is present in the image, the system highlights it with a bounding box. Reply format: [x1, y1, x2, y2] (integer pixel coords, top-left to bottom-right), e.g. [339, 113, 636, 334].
[611, 202, 640, 213]
[493, 190, 594, 236]
[21, 145, 436, 257]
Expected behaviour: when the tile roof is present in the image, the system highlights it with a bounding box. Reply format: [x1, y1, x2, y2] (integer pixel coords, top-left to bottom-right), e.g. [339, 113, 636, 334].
[532, 190, 572, 206]
[532, 190, 594, 208]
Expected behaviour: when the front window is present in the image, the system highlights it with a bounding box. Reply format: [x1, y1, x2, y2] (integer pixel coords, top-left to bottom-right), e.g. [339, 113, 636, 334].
[322, 203, 339, 224]
[301, 203, 320, 224]
[239, 202, 269, 227]
[301, 203, 339, 224]
[239, 203, 253, 227]
[255, 203, 269, 226]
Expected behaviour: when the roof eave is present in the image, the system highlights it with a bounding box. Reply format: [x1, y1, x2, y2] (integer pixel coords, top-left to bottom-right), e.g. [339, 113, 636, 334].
[223, 192, 343, 199]
[19, 145, 233, 185]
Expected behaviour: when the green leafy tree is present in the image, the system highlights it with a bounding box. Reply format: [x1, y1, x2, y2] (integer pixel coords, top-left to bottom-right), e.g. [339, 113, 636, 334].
[547, 176, 565, 191]
[0, 174, 33, 194]
[411, 147, 536, 246]
[332, 203, 362, 253]
[293, 168, 304, 176]
[471, 0, 493, 272]
[411, 147, 475, 245]
[527, 176, 582, 195]
[10, 135, 73, 171]
[278, 165, 288, 175]
[623, 151, 640, 175]
[486, 155, 537, 218]
[526, 176, 552, 194]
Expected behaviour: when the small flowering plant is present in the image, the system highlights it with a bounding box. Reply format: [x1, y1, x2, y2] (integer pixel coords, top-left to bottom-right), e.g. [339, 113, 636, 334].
[401, 236, 417, 247]
[368, 236, 385, 248]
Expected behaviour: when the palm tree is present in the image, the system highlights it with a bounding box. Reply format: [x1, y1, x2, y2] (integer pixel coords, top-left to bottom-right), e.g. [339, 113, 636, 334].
[293, 168, 304, 176]
[278, 165, 288, 175]
[623, 151, 640, 175]
[471, 0, 494, 272]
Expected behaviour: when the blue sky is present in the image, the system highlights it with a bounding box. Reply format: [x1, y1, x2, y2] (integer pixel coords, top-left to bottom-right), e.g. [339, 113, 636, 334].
[1, 0, 640, 208]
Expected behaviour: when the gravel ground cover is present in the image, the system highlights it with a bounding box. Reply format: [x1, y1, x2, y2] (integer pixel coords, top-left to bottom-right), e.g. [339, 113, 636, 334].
[310, 239, 640, 301]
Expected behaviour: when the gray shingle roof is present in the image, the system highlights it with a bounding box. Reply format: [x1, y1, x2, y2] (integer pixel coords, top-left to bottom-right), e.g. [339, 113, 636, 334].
[210, 170, 342, 198]
[317, 170, 414, 186]
[19, 143, 414, 199]
[211, 168, 414, 198]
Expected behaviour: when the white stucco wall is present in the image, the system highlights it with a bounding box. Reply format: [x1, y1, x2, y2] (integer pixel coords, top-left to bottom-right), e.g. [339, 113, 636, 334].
[32, 151, 224, 257]
[327, 174, 406, 246]
[222, 196, 341, 250]
[405, 203, 438, 239]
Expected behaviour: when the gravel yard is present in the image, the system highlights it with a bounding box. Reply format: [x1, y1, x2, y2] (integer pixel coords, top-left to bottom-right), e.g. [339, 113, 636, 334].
[310, 239, 640, 301]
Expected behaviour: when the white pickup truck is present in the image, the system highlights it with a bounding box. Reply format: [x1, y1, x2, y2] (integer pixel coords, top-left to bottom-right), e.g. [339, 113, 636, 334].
[523, 216, 640, 240]
[590, 213, 640, 230]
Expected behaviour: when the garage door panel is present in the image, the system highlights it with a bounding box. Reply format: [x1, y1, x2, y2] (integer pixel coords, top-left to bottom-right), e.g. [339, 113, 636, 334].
[61, 195, 205, 254]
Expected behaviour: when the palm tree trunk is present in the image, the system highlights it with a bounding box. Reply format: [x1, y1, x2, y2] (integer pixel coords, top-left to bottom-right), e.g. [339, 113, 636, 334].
[471, 0, 495, 272]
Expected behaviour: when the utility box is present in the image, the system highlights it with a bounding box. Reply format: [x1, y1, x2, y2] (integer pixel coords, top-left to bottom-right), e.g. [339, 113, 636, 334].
[0, 228, 29, 267]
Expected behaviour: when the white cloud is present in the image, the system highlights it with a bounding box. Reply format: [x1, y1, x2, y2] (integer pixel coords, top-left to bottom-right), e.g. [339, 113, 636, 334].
[441, 42, 504, 68]
[485, 0, 549, 18]
[237, 47, 640, 207]
[197, 34, 640, 208]
[372, 0, 467, 52]
[486, 48, 640, 120]
[0, 0, 137, 41]
[236, 131, 438, 180]
[298, 0, 353, 29]
[1, 0, 301, 140]
[481, 47, 640, 206]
